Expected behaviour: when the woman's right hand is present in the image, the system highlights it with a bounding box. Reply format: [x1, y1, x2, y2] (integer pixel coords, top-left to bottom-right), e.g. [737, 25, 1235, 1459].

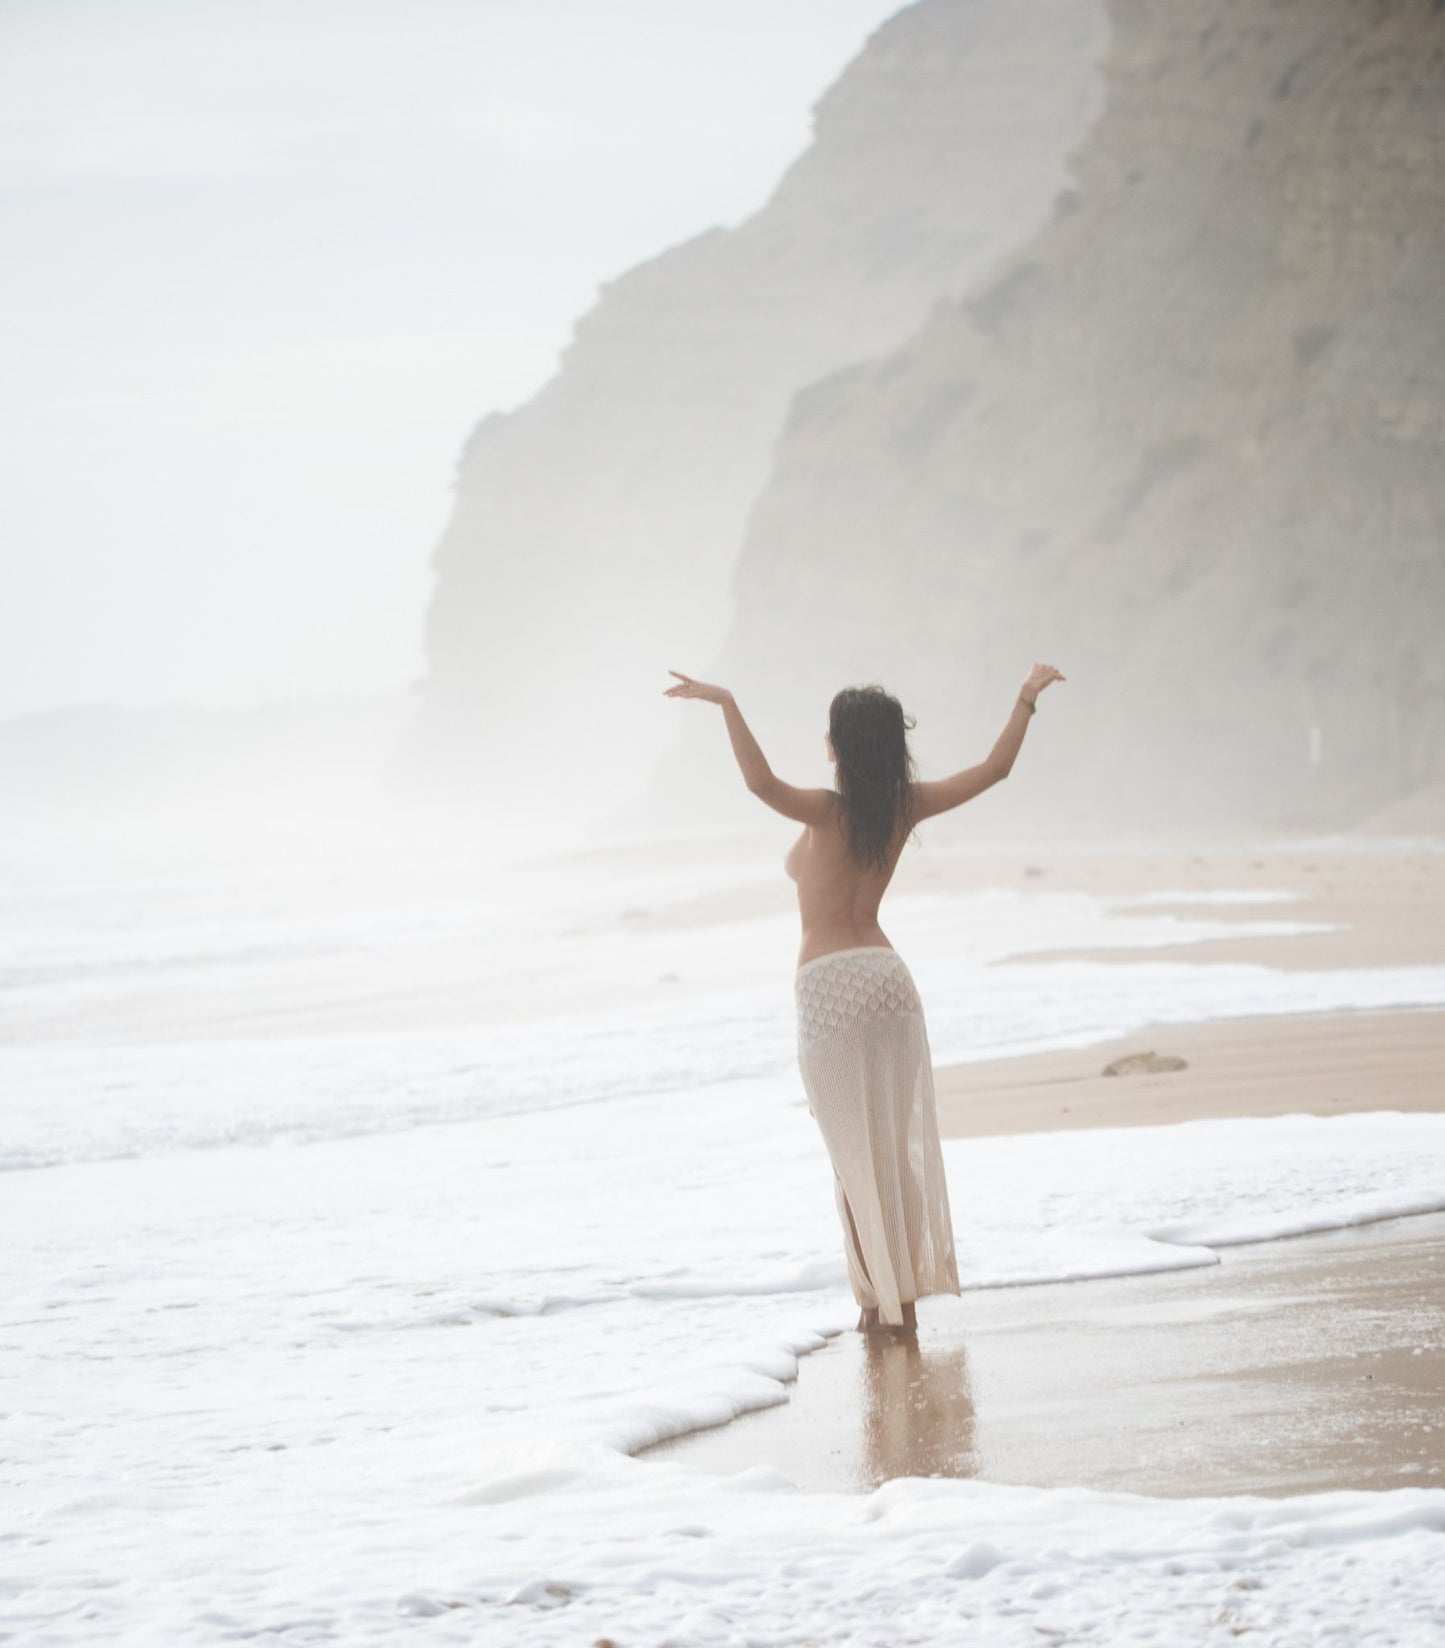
[664, 670, 732, 706]
[1022, 662, 1065, 700]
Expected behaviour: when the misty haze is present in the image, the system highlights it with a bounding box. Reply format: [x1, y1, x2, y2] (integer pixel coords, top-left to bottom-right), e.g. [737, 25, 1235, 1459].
[4, 4, 1444, 1644]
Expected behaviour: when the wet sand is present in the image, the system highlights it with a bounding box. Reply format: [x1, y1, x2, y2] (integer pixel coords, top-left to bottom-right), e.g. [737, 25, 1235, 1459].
[644, 1209, 1445, 1498]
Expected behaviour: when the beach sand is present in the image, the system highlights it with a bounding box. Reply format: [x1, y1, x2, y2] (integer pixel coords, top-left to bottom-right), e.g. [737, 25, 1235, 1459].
[919, 834, 1444, 1133]
[935, 1006, 1445, 1136]
[643, 833, 1445, 1497]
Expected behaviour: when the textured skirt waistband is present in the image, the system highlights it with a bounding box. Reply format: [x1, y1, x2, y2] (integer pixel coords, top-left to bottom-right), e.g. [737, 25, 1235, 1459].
[794, 943, 922, 1047]
[795, 944, 904, 980]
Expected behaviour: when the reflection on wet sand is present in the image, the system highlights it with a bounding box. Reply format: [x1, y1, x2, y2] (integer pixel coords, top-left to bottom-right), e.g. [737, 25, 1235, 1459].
[860, 1331, 978, 1487]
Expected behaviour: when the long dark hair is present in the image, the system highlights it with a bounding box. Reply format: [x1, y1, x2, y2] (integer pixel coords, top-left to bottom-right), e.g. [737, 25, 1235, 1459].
[828, 684, 920, 872]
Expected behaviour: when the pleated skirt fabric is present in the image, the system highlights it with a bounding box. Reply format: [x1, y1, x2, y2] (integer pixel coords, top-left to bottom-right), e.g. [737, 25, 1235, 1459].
[795, 945, 961, 1326]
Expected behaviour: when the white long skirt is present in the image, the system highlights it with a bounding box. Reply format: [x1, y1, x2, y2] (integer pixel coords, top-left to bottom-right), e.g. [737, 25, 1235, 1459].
[795, 945, 961, 1326]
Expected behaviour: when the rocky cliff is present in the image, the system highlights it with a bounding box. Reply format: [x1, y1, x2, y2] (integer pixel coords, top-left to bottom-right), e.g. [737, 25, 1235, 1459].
[389, 0, 1109, 816]
[632, 0, 1445, 837]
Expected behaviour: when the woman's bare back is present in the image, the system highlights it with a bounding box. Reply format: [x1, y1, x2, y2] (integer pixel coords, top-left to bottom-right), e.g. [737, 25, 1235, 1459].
[661, 664, 1064, 969]
[784, 793, 909, 968]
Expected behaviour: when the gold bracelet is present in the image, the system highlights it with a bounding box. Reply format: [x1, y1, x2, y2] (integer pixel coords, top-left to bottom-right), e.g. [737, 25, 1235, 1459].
[1019, 694, 1037, 714]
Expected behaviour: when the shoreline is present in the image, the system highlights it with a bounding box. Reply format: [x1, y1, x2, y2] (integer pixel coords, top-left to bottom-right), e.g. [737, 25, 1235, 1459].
[915, 838, 1444, 1138]
[643, 1207, 1445, 1498]
[626, 830, 1445, 1141]
[642, 832, 1444, 1499]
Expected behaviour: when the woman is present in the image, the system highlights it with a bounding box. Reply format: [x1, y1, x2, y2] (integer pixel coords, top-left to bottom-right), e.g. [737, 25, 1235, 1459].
[664, 664, 1066, 1333]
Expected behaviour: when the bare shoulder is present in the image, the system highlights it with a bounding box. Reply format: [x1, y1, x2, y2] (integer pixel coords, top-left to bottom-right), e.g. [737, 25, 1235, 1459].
[750, 774, 839, 827]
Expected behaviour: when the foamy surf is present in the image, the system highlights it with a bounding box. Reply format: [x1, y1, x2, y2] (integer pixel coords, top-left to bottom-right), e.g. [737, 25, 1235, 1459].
[4, 856, 1443, 1643]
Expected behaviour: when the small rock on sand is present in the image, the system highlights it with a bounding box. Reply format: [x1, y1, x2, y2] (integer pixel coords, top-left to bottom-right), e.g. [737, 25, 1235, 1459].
[1102, 1050, 1189, 1076]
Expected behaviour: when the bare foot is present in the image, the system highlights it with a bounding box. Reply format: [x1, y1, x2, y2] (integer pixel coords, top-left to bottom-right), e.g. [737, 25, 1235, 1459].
[856, 1302, 917, 1333]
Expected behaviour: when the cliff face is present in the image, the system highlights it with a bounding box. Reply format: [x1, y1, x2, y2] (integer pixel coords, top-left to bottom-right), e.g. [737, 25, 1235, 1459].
[634, 0, 1445, 836]
[390, 0, 1109, 813]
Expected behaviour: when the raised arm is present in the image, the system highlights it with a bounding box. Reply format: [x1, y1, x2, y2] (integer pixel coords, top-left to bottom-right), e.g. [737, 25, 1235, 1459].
[663, 670, 836, 826]
[913, 663, 1065, 822]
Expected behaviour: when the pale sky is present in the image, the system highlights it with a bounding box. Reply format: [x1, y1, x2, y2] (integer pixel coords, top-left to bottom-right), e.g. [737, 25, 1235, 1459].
[0, 0, 901, 717]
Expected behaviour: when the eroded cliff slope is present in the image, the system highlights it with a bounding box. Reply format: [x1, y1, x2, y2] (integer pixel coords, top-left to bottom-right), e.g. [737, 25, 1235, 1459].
[635, 0, 1445, 836]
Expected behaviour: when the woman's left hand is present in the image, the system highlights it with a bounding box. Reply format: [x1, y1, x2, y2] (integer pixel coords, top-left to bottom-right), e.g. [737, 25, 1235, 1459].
[1022, 662, 1066, 699]
[664, 670, 732, 706]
